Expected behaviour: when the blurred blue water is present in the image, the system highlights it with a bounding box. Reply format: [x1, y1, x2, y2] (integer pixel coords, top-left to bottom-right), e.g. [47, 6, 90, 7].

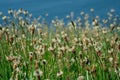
[0, 0, 120, 23]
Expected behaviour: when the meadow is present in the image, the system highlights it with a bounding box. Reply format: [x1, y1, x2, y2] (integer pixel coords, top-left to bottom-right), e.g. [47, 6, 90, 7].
[0, 8, 120, 80]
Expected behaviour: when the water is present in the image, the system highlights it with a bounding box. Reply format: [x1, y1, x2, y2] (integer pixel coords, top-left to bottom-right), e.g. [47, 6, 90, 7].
[0, 0, 120, 23]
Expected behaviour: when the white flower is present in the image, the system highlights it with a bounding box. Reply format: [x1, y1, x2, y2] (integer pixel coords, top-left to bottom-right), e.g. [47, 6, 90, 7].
[109, 57, 113, 63]
[8, 9, 13, 14]
[51, 20, 55, 24]
[71, 58, 75, 63]
[33, 69, 43, 76]
[66, 15, 70, 19]
[117, 27, 120, 31]
[108, 48, 113, 54]
[44, 79, 50, 80]
[110, 8, 115, 13]
[102, 19, 108, 24]
[80, 11, 84, 16]
[57, 70, 63, 77]
[90, 8, 94, 12]
[42, 59, 47, 65]
[52, 38, 57, 43]
[23, 10, 28, 15]
[48, 46, 54, 51]
[18, 8, 23, 14]
[2, 16, 7, 21]
[74, 37, 79, 43]
[61, 46, 66, 51]
[77, 75, 84, 80]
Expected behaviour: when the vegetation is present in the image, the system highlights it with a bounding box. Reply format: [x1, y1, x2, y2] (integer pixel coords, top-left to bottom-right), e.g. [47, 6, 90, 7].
[0, 8, 120, 80]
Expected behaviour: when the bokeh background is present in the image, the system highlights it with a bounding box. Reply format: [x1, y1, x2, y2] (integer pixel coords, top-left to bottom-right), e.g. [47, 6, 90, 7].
[0, 0, 120, 21]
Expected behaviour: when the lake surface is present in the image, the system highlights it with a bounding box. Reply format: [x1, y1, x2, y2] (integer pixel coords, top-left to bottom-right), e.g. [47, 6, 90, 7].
[0, 0, 120, 22]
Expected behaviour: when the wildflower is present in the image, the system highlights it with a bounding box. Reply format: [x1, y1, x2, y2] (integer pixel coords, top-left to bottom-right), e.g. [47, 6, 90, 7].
[102, 28, 108, 34]
[102, 19, 108, 24]
[90, 8, 94, 12]
[83, 57, 91, 65]
[18, 8, 23, 14]
[84, 14, 89, 20]
[48, 46, 54, 52]
[29, 52, 33, 61]
[19, 20, 25, 27]
[13, 62, 18, 69]
[80, 11, 85, 16]
[109, 57, 113, 63]
[44, 79, 50, 80]
[117, 27, 120, 31]
[23, 10, 28, 16]
[91, 64, 97, 75]
[92, 19, 98, 26]
[51, 20, 56, 24]
[37, 28, 42, 34]
[35, 69, 42, 76]
[77, 75, 84, 80]
[66, 15, 70, 19]
[74, 37, 79, 43]
[35, 60, 39, 69]
[108, 48, 113, 54]
[69, 46, 76, 54]
[110, 8, 115, 13]
[28, 25, 36, 35]
[15, 74, 18, 80]
[42, 59, 47, 65]
[2, 16, 7, 21]
[15, 67, 22, 74]
[58, 46, 66, 54]
[8, 9, 13, 14]
[71, 58, 75, 63]
[110, 24, 115, 31]
[13, 10, 18, 18]
[9, 35, 14, 44]
[57, 70, 63, 77]
[61, 46, 66, 52]
[22, 34, 26, 39]
[52, 38, 57, 43]
[29, 13, 32, 18]
[33, 69, 43, 80]
[96, 16, 99, 19]
[107, 12, 111, 16]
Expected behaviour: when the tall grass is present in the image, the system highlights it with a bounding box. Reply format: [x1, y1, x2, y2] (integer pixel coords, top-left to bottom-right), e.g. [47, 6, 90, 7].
[0, 8, 120, 80]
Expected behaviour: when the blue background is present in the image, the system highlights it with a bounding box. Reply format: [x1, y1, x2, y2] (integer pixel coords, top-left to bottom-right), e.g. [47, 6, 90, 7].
[0, 0, 120, 22]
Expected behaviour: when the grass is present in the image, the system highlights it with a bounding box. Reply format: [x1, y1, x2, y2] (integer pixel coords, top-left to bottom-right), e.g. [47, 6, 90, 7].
[0, 8, 120, 80]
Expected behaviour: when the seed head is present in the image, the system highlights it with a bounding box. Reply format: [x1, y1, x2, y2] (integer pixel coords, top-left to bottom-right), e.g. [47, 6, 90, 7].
[57, 70, 63, 77]
[77, 75, 84, 80]
[2, 16, 7, 21]
[90, 8, 94, 12]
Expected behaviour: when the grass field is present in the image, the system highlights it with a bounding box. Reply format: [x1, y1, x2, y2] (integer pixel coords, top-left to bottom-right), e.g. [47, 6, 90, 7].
[0, 9, 120, 80]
